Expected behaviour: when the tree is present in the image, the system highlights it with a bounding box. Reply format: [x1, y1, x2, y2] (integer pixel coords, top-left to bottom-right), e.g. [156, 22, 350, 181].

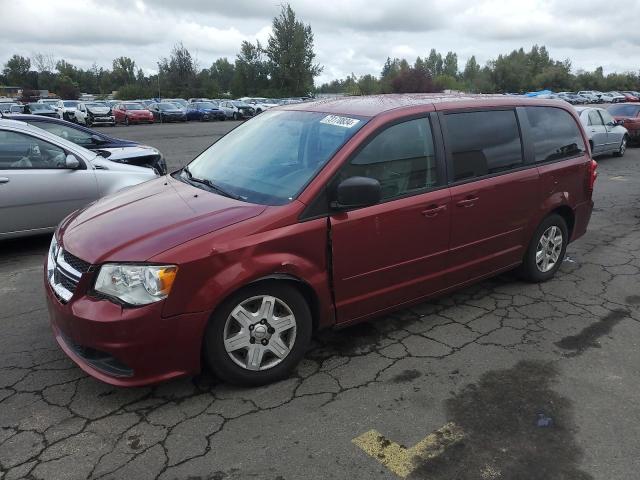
[443, 51, 458, 78]
[463, 56, 480, 81]
[3, 55, 31, 85]
[210, 58, 235, 94]
[158, 43, 199, 97]
[425, 49, 443, 77]
[391, 67, 436, 93]
[112, 57, 136, 86]
[32, 53, 56, 73]
[231, 40, 268, 96]
[265, 4, 323, 96]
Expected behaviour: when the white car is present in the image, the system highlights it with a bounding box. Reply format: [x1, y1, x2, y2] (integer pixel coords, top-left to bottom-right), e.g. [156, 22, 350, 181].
[54, 100, 81, 122]
[575, 106, 628, 157]
[74, 102, 115, 127]
[0, 118, 158, 239]
[577, 91, 601, 103]
[599, 92, 625, 103]
[237, 97, 279, 113]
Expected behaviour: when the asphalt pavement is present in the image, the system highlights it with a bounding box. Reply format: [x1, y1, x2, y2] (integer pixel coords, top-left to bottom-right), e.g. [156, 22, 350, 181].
[0, 121, 639, 480]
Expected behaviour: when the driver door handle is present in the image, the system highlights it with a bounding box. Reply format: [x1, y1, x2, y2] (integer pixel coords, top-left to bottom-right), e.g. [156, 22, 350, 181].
[456, 196, 479, 208]
[0, 177, 9, 184]
[421, 204, 447, 217]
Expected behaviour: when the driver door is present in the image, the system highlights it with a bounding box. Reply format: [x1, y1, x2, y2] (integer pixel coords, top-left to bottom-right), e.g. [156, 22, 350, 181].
[0, 129, 98, 236]
[329, 116, 451, 323]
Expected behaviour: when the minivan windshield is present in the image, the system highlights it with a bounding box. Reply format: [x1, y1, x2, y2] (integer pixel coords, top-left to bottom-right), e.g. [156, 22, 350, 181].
[183, 110, 367, 205]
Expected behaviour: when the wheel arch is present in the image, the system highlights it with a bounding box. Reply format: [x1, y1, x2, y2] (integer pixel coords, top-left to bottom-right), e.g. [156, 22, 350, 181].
[549, 205, 575, 240]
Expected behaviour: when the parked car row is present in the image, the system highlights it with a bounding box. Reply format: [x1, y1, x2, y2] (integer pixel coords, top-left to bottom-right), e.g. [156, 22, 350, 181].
[537, 90, 640, 104]
[0, 96, 313, 128]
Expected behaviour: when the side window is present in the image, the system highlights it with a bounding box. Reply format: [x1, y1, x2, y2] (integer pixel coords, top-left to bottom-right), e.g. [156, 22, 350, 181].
[340, 118, 438, 201]
[444, 110, 523, 181]
[599, 110, 615, 126]
[588, 110, 603, 126]
[524, 107, 586, 163]
[31, 122, 94, 147]
[0, 130, 68, 169]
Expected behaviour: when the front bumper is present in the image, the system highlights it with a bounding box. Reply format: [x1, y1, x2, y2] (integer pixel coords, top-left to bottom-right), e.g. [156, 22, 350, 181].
[91, 115, 115, 125]
[45, 262, 210, 387]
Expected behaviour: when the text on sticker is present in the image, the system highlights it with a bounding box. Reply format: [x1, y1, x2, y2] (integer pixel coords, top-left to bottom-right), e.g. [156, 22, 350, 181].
[320, 115, 361, 128]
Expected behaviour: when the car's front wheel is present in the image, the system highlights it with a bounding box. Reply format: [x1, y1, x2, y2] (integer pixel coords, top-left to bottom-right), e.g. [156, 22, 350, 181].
[204, 282, 312, 386]
[614, 135, 628, 157]
[520, 214, 568, 283]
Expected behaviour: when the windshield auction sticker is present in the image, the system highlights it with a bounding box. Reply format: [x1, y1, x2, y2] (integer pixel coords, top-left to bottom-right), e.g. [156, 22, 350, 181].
[320, 115, 361, 128]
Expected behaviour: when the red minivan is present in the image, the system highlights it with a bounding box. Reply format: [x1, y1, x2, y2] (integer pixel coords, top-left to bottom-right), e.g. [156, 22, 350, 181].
[44, 95, 597, 387]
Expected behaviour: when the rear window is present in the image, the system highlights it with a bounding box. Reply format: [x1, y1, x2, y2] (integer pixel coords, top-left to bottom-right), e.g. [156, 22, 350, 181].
[524, 107, 585, 163]
[607, 104, 640, 117]
[444, 110, 523, 182]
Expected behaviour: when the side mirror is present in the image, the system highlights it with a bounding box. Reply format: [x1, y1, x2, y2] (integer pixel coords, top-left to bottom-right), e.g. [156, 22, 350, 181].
[332, 176, 381, 210]
[615, 119, 624, 126]
[65, 154, 80, 169]
[91, 134, 106, 144]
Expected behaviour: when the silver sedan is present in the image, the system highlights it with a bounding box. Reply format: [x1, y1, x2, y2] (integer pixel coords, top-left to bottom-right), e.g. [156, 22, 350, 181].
[575, 107, 629, 157]
[0, 118, 158, 239]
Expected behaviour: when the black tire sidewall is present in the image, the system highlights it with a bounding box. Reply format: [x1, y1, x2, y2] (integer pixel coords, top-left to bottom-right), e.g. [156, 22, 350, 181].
[204, 282, 312, 387]
[522, 214, 568, 282]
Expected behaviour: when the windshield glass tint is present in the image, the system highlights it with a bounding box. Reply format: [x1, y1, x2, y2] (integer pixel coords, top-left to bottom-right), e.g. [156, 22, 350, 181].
[158, 103, 177, 111]
[63, 101, 78, 107]
[608, 104, 640, 117]
[186, 110, 367, 205]
[124, 103, 143, 110]
[195, 102, 216, 109]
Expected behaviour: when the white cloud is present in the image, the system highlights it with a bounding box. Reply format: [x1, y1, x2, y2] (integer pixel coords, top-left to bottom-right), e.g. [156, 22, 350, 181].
[0, 0, 638, 86]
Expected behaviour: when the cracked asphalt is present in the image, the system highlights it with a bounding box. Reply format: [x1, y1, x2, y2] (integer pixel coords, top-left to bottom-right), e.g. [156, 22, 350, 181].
[1, 122, 639, 480]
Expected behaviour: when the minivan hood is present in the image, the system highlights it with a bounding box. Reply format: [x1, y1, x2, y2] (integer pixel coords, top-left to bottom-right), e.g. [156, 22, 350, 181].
[59, 176, 267, 263]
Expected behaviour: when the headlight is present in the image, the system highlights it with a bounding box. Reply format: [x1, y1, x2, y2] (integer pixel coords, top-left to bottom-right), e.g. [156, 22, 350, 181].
[94, 264, 178, 306]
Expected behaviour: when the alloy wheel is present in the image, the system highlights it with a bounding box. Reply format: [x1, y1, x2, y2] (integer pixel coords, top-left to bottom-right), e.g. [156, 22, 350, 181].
[223, 295, 297, 371]
[620, 137, 627, 156]
[535, 226, 563, 273]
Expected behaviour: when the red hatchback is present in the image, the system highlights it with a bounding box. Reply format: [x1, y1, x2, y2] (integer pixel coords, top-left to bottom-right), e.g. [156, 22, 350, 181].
[45, 95, 596, 387]
[113, 102, 155, 125]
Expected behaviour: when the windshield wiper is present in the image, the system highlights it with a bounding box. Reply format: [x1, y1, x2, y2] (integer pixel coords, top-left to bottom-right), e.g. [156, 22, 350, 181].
[181, 166, 244, 201]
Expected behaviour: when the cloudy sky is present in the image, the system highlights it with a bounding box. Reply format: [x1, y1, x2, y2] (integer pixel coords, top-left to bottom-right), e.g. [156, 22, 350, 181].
[2, 0, 639, 84]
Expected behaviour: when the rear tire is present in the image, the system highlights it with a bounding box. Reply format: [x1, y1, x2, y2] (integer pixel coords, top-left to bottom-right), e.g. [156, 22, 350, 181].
[125, 116, 129, 126]
[204, 282, 312, 387]
[520, 214, 568, 283]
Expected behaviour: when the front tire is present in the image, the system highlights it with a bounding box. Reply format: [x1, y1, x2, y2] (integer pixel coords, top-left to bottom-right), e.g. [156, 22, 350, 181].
[204, 283, 312, 387]
[520, 214, 568, 283]
[613, 135, 628, 157]
[125, 116, 129, 126]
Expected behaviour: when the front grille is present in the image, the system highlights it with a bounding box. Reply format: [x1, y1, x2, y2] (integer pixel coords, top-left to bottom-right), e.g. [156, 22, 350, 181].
[48, 248, 91, 303]
[63, 250, 91, 274]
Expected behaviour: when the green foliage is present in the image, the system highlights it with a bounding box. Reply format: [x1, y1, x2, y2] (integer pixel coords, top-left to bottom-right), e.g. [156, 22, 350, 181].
[317, 45, 640, 95]
[265, 4, 323, 96]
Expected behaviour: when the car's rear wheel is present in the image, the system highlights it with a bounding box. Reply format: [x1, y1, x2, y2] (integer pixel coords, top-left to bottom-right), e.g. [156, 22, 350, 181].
[614, 135, 628, 157]
[204, 283, 312, 386]
[233, 112, 239, 120]
[520, 214, 568, 283]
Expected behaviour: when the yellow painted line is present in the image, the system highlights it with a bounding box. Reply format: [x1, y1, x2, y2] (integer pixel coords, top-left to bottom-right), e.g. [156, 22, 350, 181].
[352, 422, 465, 478]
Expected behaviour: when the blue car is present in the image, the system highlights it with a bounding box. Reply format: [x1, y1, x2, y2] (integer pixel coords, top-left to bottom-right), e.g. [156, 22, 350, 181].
[5, 114, 167, 174]
[185, 101, 226, 122]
